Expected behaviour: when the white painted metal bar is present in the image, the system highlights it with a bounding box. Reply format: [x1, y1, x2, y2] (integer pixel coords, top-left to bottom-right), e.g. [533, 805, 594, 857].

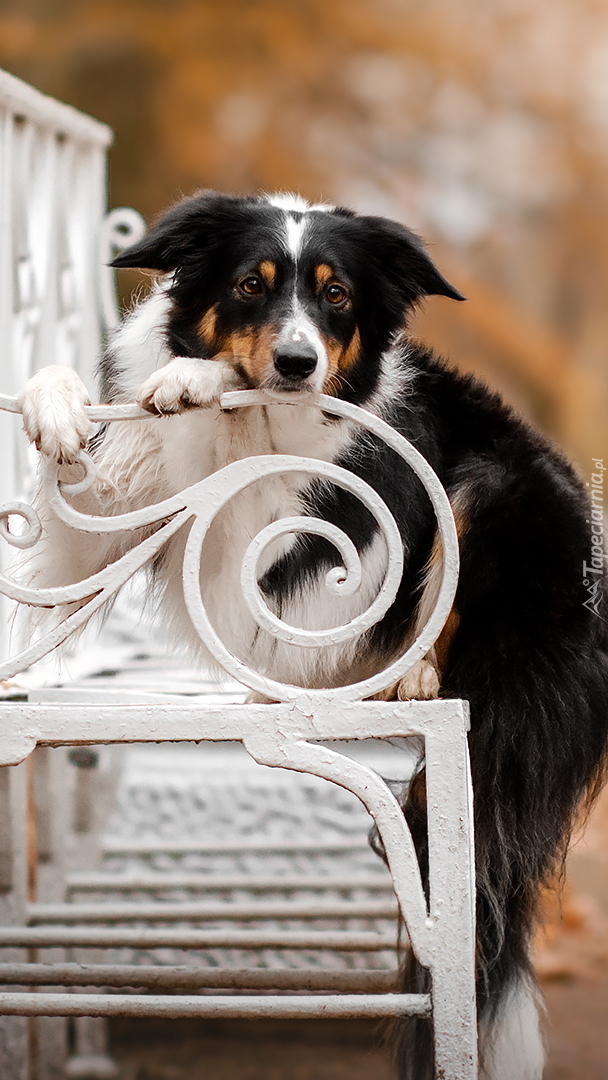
[0, 964, 399, 992]
[0, 699, 466, 768]
[0, 763, 29, 1079]
[30, 746, 72, 1080]
[29, 900, 398, 922]
[0, 396, 149, 421]
[99, 207, 146, 330]
[0, 77, 144, 1072]
[424, 721, 477, 1077]
[66, 873, 394, 892]
[0, 74, 110, 406]
[100, 839, 375, 855]
[0, 71, 111, 146]
[0, 67, 144, 698]
[0, 927, 396, 950]
[0, 992, 431, 1020]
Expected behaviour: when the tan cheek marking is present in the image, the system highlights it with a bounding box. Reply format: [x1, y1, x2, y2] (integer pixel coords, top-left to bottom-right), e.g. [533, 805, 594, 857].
[221, 330, 254, 373]
[249, 324, 278, 382]
[314, 264, 334, 292]
[321, 328, 362, 395]
[340, 327, 361, 373]
[198, 304, 218, 348]
[221, 326, 277, 384]
[322, 337, 342, 396]
[258, 260, 277, 289]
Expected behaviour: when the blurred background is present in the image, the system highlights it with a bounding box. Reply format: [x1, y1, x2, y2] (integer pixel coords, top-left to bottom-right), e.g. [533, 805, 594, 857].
[1, 1, 608, 1077]
[3, 0, 608, 471]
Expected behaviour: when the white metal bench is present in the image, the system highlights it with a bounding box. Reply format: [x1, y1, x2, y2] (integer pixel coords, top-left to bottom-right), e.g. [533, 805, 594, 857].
[0, 67, 477, 1080]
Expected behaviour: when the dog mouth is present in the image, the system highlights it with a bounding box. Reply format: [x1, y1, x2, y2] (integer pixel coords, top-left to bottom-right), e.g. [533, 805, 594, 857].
[262, 372, 318, 394]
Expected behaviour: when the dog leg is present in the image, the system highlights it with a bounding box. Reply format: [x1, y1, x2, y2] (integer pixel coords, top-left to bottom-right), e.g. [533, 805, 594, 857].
[18, 366, 93, 464]
[137, 357, 241, 415]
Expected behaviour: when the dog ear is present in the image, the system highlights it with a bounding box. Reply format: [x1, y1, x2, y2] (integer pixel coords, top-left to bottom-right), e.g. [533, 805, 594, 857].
[358, 216, 466, 304]
[110, 231, 174, 271]
[110, 207, 188, 271]
[109, 191, 233, 271]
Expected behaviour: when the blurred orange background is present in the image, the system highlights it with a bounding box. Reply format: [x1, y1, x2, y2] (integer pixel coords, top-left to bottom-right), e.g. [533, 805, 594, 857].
[1, 2, 608, 1076]
[2, 0, 608, 471]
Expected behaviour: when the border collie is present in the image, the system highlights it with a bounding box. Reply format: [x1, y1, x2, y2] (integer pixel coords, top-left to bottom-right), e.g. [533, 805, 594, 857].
[19, 191, 608, 1079]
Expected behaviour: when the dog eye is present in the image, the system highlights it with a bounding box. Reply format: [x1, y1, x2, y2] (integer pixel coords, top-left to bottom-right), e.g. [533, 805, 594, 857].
[237, 276, 264, 296]
[325, 283, 349, 307]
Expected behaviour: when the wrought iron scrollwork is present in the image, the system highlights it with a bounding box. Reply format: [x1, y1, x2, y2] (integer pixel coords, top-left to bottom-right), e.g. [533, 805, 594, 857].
[0, 390, 459, 703]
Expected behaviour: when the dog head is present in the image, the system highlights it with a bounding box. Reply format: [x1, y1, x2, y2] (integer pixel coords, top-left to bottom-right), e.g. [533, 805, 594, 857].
[112, 191, 463, 403]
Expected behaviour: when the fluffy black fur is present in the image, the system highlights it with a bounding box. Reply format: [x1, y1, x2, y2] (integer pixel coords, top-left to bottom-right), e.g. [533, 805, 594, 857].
[386, 355, 608, 1076]
[268, 343, 608, 1074]
[110, 191, 608, 1077]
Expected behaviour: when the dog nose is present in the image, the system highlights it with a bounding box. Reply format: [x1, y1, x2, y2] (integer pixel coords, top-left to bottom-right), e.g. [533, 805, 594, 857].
[273, 340, 318, 380]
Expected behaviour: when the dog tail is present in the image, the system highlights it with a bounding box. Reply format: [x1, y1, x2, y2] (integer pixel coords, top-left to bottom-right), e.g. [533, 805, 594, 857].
[393, 950, 544, 1080]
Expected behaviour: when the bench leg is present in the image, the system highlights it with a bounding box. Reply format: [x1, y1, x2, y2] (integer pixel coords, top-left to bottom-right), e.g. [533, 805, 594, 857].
[66, 1017, 119, 1079]
[0, 764, 29, 1079]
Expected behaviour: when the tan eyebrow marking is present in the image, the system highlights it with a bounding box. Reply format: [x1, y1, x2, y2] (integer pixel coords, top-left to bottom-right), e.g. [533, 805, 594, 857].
[314, 263, 334, 292]
[258, 260, 277, 289]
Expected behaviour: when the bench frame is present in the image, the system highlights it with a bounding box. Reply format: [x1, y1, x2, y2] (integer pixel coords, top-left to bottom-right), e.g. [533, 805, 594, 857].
[0, 387, 477, 1080]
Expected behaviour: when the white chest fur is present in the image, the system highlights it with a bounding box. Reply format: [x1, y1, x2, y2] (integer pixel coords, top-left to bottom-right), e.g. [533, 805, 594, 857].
[95, 400, 387, 687]
[95, 290, 397, 686]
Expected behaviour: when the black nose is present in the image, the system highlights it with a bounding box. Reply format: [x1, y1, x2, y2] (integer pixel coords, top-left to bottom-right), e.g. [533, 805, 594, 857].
[273, 340, 318, 380]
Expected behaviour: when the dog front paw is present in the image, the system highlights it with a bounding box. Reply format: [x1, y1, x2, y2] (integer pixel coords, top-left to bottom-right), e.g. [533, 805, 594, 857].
[396, 659, 440, 700]
[370, 658, 440, 702]
[137, 358, 240, 415]
[18, 366, 93, 464]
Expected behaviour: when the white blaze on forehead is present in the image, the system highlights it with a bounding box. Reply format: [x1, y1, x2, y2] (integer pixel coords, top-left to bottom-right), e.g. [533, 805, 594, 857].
[265, 192, 334, 214]
[266, 192, 310, 213]
[284, 213, 307, 258]
[264, 191, 336, 260]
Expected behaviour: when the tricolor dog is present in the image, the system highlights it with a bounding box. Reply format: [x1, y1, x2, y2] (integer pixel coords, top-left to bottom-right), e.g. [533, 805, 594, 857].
[20, 191, 608, 1079]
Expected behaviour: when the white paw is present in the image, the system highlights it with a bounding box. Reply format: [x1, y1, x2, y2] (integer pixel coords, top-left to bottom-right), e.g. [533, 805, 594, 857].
[137, 358, 240, 415]
[396, 659, 440, 701]
[18, 366, 92, 464]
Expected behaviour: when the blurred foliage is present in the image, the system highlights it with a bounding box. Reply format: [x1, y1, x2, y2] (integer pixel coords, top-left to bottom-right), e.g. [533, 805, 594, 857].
[1, 0, 608, 466]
